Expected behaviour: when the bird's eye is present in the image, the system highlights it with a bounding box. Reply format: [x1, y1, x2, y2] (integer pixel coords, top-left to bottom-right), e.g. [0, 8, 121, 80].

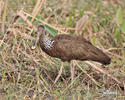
[37, 25, 45, 32]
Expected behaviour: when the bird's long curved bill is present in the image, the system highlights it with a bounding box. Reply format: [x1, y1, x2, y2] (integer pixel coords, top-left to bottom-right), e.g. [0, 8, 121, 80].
[31, 32, 39, 49]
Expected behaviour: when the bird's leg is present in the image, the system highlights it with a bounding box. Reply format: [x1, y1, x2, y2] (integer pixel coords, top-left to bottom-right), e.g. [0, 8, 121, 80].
[70, 60, 76, 83]
[54, 62, 63, 84]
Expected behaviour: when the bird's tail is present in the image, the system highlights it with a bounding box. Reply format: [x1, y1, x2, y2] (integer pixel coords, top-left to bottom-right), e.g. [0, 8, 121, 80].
[88, 46, 111, 65]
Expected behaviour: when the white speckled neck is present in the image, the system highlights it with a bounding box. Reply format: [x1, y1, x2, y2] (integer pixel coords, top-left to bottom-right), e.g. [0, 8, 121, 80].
[39, 29, 54, 50]
[43, 39, 55, 49]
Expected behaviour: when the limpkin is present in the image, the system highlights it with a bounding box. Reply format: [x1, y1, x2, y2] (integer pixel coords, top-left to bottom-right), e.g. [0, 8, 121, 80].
[36, 25, 111, 83]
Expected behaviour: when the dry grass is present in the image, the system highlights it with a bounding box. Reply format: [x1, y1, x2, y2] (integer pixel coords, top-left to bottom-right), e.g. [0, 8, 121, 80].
[0, 0, 125, 100]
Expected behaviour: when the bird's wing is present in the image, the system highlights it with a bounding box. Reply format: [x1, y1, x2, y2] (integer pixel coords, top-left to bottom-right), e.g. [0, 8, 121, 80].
[52, 35, 110, 64]
[54, 38, 89, 60]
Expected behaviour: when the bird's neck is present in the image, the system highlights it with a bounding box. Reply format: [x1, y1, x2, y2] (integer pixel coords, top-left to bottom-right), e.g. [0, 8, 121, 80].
[40, 32, 54, 50]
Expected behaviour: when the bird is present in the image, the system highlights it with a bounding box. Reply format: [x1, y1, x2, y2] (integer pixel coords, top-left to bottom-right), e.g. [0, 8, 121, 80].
[36, 25, 111, 83]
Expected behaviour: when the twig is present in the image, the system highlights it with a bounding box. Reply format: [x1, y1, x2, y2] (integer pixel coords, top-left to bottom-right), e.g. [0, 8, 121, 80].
[31, 0, 46, 23]
[75, 61, 100, 86]
[2, 2, 7, 33]
[22, 10, 69, 34]
[85, 61, 121, 84]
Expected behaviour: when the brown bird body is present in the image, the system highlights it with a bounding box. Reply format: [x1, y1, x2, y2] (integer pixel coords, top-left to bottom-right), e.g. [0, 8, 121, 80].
[37, 25, 111, 65]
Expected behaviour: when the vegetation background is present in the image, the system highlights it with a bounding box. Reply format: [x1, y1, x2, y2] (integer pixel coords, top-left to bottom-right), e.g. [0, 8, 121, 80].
[0, 0, 125, 99]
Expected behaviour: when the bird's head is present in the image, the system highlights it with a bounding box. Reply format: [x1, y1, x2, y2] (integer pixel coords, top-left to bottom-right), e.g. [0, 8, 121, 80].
[31, 25, 46, 49]
[37, 25, 46, 35]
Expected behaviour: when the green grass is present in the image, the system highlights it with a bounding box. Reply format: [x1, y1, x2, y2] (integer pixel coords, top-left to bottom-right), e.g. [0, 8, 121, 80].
[0, 0, 125, 99]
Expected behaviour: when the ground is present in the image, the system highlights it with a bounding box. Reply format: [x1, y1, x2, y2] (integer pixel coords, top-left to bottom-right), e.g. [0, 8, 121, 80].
[0, 0, 125, 100]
